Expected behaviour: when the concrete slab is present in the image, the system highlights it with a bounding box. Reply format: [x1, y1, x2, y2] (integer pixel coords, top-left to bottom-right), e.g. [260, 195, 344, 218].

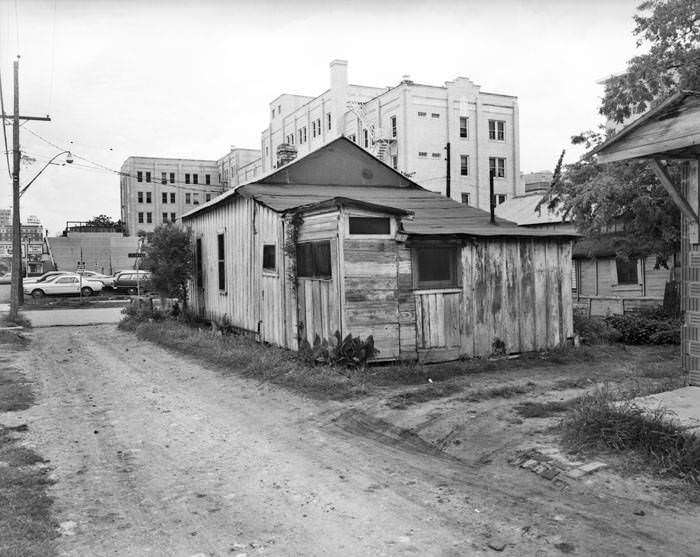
[632, 387, 700, 433]
[19, 307, 124, 328]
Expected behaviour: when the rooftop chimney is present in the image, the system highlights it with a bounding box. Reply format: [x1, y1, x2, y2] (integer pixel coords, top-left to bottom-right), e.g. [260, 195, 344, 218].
[276, 143, 298, 167]
[329, 60, 348, 136]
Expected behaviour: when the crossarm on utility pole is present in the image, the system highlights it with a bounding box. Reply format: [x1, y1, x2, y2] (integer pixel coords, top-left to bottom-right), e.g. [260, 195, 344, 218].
[650, 158, 699, 223]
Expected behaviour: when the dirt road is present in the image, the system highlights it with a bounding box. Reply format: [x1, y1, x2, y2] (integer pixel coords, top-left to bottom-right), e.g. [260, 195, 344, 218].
[10, 325, 700, 556]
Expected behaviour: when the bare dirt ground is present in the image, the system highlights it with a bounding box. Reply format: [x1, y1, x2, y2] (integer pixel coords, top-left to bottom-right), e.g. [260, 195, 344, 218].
[7, 325, 700, 556]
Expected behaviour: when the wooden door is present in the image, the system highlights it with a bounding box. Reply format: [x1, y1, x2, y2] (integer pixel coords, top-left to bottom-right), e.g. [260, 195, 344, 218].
[415, 289, 462, 360]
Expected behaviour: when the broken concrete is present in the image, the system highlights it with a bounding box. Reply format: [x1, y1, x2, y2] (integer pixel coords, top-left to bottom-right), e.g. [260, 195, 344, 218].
[631, 387, 700, 433]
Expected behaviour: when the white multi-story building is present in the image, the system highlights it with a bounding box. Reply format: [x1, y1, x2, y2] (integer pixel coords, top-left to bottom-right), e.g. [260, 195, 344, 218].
[261, 60, 521, 209]
[120, 157, 223, 235]
[217, 147, 263, 189]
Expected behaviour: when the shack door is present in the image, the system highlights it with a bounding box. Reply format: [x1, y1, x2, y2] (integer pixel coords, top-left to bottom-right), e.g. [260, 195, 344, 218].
[296, 239, 341, 345]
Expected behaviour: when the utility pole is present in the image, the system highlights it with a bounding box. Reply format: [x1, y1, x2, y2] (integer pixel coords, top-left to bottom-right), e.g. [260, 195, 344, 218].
[2, 57, 51, 320]
[445, 141, 451, 199]
[489, 169, 496, 224]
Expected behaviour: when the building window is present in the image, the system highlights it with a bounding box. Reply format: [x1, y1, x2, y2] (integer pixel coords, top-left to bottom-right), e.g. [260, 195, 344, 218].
[298, 129, 302, 144]
[185, 173, 190, 184]
[217, 233, 226, 290]
[137, 171, 143, 182]
[461, 193, 470, 205]
[349, 217, 390, 235]
[350, 134, 356, 143]
[297, 241, 331, 279]
[495, 194, 507, 205]
[312, 121, 316, 137]
[195, 238, 203, 286]
[327, 113, 332, 130]
[460, 155, 469, 176]
[193, 193, 199, 205]
[170, 212, 176, 221]
[185, 193, 191, 204]
[616, 258, 638, 285]
[265, 146, 269, 156]
[414, 248, 458, 289]
[263, 244, 276, 272]
[162, 192, 167, 204]
[146, 212, 152, 224]
[391, 155, 398, 170]
[162, 212, 168, 223]
[489, 157, 506, 178]
[137, 212, 144, 224]
[205, 174, 211, 185]
[459, 116, 468, 138]
[169, 172, 175, 184]
[146, 192, 152, 203]
[417, 111, 426, 117]
[137, 191, 143, 203]
[161, 172, 167, 184]
[272, 107, 275, 118]
[193, 174, 198, 185]
[278, 104, 281, 114]
[303, 126, 307, 143]
[146, 172, 151, 183]
[205, 193, 211, 202]
[170, 192, 175, 203]
[488, 119, 505, 141]
[418, 151, 427, 158]
[431, 113, 440, 119]
[317, 118, 322, 134]
[363, 129, 369, 148]
[390, 115, 397, 138]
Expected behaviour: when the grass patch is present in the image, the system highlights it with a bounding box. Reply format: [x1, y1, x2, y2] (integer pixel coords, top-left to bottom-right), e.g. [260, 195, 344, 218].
[120, 318, 367, 400]
[461, 382, 536, 402]
[385, 382, 463, 409]
[562, 389, 700, 484]
[515, 398, 579, 418]
[0, 313, 31, 329]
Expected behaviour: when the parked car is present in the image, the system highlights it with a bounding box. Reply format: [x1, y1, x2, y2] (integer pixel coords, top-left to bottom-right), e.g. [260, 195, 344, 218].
[113, 270, 152, 295]
[78, 270, 115, 289]
[23, 273, 104, 298]
[23, 271, 69, 285]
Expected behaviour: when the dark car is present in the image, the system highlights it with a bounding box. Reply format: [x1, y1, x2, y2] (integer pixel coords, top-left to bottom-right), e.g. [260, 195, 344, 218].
[113, 270, 152, 295]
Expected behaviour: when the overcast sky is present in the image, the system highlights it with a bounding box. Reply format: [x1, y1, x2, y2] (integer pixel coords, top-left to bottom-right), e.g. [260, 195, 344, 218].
[1, 0, 641, 235]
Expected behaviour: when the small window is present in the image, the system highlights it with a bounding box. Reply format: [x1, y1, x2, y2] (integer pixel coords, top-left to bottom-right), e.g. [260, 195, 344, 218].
[195, 238, 203, 286]
[170, 192, 175, 203]
[193, 174, 199, 185]
[162, 212, 168, 223]
[138, 212, 144, 224]
[418, 151, 427, 158]
[495, 194, 507, 205]
[169, 172, 175, 184]
[161, 172, 167, 184]
[146, 212, 152, 224]
[162, 192, 167, 204]
[390, 115, 397, 138]
[616, 258, 638, 285]
[415, 248, 458, 289]
[417, 111, 426, 117]
[263, 245, 276, 272]
[146, 192, 152, 203]
[431, 113, 440, 119]
[459, 116, 468, 138]
[185, 173, 190, 184]
[363, 129, 369, 148]
[489, 157, 506, 178]
[217, 233, 226, 290]
[137, 191, 143, 203]
[349, 217, 390, 235]
[137, 171, 143, 182]
[297, 241, 331, 279]
[327, 113, 332, 130]
[205, 174, 211, 185]
[488, 119, 506, 141]
[205, 193, 211, 202]
[185, 193, 191, 204]
[461, 193, 470, 205]
[193, 193, 199, 206]
[391, 155, 398, 170]
[460, 155, 469, 176]
[146, 172, 151, 183]
[170, 212, 176, 221]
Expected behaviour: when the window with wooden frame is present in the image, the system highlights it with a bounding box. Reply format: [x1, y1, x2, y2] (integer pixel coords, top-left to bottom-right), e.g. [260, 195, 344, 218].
[414, 247, 459, 289]
[348, 216, 390, 235]
[217, 233, 226, 291]
[616, 257, 638, 285]
[297, 241, 331, 279]
[263, 244, 276, 272]
[195, 238, 203, 287]
[459, 116, 468, 138]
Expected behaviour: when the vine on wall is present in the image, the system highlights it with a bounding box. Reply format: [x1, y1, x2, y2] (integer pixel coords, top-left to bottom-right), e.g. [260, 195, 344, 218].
[284, 211, 304, 292]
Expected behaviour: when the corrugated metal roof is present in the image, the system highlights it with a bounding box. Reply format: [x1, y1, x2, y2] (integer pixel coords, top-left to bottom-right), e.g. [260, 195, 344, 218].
[495, 192, 568, 226]
[239, 184, 576, 238]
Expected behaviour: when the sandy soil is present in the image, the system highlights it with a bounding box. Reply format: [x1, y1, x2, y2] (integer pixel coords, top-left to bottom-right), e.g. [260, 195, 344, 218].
[8, 325, 700, 556]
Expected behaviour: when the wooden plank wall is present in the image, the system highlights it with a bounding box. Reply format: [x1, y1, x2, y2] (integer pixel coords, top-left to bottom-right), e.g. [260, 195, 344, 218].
[681, 161, 700, 386]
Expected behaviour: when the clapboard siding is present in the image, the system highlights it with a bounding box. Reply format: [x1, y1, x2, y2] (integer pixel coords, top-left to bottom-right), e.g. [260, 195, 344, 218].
[681, 161, 700, 386]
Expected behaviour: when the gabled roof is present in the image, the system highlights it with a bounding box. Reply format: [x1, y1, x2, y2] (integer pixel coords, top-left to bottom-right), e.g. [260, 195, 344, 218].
[594, 90, 700, 163]
[495, 192, 569, 226]
[183, 137, 577, 239]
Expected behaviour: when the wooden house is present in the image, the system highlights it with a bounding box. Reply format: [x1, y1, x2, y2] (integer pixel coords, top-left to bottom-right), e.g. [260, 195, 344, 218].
[594, 90, 700, 385]
[182, 137, 577, 362]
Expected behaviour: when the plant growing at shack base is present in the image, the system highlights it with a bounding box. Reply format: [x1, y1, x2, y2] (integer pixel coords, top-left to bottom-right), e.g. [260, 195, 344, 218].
[299, 330, 379, 368]
[284, 211, 304, 292]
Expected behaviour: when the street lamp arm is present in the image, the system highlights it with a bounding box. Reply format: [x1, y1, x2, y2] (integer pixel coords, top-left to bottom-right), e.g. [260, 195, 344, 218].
[19, 150, 73, 197]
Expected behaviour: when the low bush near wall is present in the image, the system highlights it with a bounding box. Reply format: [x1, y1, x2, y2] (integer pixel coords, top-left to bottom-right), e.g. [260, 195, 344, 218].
[604, 309, 681, 345]
[573, 309, 622, 344]
[299, 331, 378, 368]
[562, 389, 700, 484]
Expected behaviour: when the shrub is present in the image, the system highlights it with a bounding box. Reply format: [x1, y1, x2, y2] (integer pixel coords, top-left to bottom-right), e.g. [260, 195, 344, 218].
[299, 331, 378, 368]
[604, 313, 681, 345]
[119, 299, 165, 330]
[573, 309, 622, 344]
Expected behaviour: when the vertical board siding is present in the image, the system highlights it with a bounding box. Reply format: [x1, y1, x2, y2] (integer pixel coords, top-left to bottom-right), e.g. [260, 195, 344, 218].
[519, 239, 536, 352]
[681, 161, 700, 386]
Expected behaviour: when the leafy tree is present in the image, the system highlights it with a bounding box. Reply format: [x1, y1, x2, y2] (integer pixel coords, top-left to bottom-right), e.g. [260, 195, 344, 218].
[142, 223, 193, 306]
[85, 214, 117, 227]
[601, 0, 699, 123]
[543, 0, 696, 262]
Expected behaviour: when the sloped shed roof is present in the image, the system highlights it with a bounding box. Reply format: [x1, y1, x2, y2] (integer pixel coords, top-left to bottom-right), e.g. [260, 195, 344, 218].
[184, 137, 576, 239]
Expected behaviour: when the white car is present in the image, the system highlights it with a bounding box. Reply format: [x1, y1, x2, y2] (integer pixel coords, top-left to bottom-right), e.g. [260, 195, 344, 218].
[23, 273, 104, 298]
[78, 270, 115, 289]
[23, 271, 69, 285]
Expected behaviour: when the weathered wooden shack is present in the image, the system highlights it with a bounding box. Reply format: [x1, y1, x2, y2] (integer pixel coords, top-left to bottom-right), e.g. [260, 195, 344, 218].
[594, 90, 700, 385]
[182, 137, 576, 362]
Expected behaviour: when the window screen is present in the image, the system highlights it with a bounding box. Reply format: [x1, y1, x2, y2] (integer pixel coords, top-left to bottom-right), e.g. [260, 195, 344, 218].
[349, 217, 390, 235]
[616, 257, 638, 285]
[415, 248, 458, 289]
[263, 244, 276, 271]
[297, 241, 331, 279]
